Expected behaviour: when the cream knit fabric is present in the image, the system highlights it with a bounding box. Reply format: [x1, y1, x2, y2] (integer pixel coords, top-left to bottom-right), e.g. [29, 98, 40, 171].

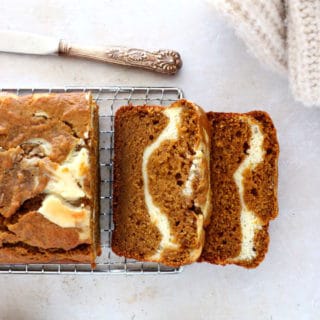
[209, 0, 320, 107]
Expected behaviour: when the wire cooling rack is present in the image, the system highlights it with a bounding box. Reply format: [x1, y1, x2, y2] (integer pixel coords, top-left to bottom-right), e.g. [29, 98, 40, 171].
[0, 86, 184, 275]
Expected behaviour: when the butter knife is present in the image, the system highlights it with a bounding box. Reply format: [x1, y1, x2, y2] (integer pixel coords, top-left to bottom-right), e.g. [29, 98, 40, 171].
[0, 30, 182, 74]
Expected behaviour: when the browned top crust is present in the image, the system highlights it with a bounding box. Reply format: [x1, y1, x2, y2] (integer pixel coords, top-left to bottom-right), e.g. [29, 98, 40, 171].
[0, 92, 90, 162]
[0, 92, 99, 264]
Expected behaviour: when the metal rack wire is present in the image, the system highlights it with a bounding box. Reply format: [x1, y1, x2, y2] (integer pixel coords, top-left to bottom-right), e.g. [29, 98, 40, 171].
[0, 86, 184, 275]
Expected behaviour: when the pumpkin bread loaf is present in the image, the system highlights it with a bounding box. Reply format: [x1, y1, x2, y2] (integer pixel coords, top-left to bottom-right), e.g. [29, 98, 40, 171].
[0, 92, 100, 265]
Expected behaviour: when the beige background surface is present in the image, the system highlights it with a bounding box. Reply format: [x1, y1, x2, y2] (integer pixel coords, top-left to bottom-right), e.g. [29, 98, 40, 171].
[0, 0, 319, 319]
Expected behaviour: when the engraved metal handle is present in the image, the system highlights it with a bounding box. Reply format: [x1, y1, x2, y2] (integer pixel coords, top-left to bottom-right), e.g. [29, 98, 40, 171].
[58, 40, 182, 75]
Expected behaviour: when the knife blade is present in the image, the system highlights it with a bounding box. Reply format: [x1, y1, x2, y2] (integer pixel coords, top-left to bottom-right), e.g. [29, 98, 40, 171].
[0, 30, 59, 55]
[0, 30, 182, 74]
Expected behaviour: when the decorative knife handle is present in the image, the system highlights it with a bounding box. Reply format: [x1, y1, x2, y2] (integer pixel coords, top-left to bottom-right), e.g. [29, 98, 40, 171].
[58, 40, 182, 75]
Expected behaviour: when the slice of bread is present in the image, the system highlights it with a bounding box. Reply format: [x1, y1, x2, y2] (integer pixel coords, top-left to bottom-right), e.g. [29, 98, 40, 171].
[200, 111, 279, 268]
[112, 99, 211, 267]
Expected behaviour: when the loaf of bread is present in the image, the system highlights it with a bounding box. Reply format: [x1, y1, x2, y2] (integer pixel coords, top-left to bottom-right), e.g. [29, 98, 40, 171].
[0, 92, 100, 265]
[112, 99, 211, 267]
[200, 111, 279, 268]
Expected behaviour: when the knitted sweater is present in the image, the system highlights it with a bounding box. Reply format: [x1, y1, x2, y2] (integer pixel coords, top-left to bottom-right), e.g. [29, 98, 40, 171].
[209, 0, 320, 107]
